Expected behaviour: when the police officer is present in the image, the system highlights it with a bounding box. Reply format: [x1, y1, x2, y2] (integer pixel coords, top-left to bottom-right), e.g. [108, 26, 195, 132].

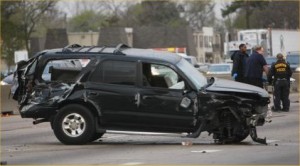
[268, 53, 292, 112]
[245, 45, 269, 88]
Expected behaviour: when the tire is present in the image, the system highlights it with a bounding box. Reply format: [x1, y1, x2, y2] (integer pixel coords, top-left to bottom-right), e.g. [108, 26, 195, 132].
[215, 111, 250, 144]
[53, 104, 96, 145]
[231, 125, 250, 143]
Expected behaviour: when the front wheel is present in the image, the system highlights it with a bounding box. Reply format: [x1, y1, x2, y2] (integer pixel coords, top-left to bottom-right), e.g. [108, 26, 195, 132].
[53, 104, 96, 145]
[231, 125, 250, 143]
[213, 111, 250, 144]
[213, 124, 250, 144]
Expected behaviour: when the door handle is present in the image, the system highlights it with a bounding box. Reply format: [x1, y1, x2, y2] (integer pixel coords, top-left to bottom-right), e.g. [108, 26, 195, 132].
[135, 93, 140, 107]
[88, 92, 99, 96]
[142, 95, 153, 100]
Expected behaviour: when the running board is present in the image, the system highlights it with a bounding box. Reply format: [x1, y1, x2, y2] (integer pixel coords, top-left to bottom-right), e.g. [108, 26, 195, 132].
[106, 130, 189, 137]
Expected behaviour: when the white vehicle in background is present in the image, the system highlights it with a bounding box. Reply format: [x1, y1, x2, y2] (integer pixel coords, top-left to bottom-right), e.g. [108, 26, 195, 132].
[225, 29, 300, 57]
[238, 29, 300, 57]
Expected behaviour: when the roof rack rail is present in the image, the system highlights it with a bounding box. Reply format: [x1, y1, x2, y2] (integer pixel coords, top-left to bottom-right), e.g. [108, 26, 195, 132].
[113, 44, 130, 55]
[62, 44, 82, 52]
[76, 46, 88, 52]
[86, 46, 96, 52]
[98, 46, 106, 53]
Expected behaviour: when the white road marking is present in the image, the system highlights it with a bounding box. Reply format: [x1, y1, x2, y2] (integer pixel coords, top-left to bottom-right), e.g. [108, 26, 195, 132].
[191, 149, 222, 153]
[121, 162, 144, 165]
[266, 139, 280, 143]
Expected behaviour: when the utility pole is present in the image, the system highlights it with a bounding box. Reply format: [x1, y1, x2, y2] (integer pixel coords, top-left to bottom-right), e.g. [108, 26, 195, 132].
[268, 24, 273, 57]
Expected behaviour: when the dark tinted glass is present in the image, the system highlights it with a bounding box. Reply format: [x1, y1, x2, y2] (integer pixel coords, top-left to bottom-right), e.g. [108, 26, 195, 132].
[91, 60, 136, 86]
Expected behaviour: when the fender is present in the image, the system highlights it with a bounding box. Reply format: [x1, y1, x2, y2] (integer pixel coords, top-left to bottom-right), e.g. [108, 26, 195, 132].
[58, 91, 103, 117]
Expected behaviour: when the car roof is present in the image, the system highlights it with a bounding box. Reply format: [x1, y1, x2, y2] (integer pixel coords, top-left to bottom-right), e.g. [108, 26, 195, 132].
[209, 63, 232, 66]
[287, 51, 300, 56]
[40, 44, 182, 65]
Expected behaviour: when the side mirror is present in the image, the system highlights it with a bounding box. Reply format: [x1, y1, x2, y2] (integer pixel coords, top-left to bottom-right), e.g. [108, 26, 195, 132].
[194, 64, 200, 68]
[180, 97, 191, 108]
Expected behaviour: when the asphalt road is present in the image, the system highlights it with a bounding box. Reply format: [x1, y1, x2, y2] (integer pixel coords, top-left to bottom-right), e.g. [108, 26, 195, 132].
[1, 93, 299, 165]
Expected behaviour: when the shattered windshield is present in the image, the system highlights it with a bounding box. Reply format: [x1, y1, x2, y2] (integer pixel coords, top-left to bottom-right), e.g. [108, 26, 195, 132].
[176, 58, 207, 90]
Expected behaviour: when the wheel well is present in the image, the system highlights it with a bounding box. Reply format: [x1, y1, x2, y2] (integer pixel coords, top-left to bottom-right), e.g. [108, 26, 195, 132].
[58, 100, 100, 117]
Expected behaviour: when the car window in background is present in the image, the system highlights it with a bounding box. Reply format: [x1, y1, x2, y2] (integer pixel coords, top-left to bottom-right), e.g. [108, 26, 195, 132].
[208, 64, 232, 73]
[286, 53, 300, 65]
[286, 52, 300, 71]
[265, 57, 277, 68]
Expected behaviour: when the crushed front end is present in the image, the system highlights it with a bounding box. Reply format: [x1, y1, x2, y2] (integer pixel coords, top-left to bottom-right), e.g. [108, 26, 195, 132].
[199, 78, 271, 144]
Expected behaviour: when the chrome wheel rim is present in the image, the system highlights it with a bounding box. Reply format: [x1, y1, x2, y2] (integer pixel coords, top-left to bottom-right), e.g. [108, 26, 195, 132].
[62, 113, 86, 137]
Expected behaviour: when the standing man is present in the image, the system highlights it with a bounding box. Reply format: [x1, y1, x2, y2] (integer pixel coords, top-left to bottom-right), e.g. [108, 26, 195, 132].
[231, 44, 249, 83]
[245, 45, 269, 88]
[268, 53, 292, 112]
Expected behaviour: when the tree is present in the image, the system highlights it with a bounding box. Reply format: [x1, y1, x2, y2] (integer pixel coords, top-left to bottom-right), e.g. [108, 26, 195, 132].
[1, 0, 57, 70]
[250, 1, 299, 29]
[180, 0, 216, 31]
[121, 0, 187, 27]
[1, 1, 24, 69]
[68, 10, 108, 32]
[99, 0, 136, 26]
[65, 0, 136, 30]
[221, 0, 269, 28]
[20, 1, 57, 54]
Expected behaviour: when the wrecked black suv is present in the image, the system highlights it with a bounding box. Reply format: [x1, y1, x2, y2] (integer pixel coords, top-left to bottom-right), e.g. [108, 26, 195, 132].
[12, 44, 270, 145]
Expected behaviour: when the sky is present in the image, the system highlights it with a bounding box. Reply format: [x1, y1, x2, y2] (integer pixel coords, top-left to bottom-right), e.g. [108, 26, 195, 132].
[214, 0, 225, 19]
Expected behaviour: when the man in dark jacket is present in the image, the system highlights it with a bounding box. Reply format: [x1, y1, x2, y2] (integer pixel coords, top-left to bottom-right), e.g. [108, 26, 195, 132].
[268, 53, 292, 112]
[231, 44, 249, 83]
[245, 45, 269, 88]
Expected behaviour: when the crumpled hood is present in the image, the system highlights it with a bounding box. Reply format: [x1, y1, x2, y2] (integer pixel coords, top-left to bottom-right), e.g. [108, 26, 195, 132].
[206, 77, 269, 98]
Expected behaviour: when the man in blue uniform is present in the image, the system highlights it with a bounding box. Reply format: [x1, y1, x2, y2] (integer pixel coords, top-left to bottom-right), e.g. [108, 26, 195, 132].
[267, 53, 292, 112]
[231, 44, 249, 83]
[245, 45, 269, 88]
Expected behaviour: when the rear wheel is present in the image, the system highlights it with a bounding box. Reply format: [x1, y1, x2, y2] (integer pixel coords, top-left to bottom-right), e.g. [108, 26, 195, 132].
[53, 104, 96, 145]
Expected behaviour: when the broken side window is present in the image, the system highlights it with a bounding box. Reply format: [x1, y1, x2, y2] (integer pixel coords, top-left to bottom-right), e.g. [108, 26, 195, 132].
[142, 63, 184, 90]
[41, 59, 90, 82]
[90, 60, 136, 86]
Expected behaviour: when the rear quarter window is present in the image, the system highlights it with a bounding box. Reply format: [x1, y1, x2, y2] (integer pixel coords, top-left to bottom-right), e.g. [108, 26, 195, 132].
[41, 59, 90, 82]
